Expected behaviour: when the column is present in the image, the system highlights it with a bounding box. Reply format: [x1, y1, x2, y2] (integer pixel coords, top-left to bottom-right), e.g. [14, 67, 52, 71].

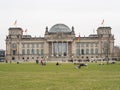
[62, 41, 63, 56]
[57, 42, 59, 57]
[67, 42, 69, 56]
[52, 42, 53, 56]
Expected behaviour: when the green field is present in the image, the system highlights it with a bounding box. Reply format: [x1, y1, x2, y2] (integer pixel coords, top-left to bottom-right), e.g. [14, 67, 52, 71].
[0, 62, 120, 90]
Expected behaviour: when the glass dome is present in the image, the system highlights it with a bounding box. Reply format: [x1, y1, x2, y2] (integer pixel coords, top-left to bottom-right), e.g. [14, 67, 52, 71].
[49, 24, 71, 33]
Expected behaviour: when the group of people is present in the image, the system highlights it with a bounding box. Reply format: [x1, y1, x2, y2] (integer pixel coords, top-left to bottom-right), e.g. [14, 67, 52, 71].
[36, 57, 61, 66]
[36, 57, 87, 69]
[36, 57, 46, 65]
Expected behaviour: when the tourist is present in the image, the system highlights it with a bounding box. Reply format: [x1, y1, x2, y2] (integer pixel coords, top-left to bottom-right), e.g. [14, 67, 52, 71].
[36, 59, 39, 64]
[56, 62, 59, 65]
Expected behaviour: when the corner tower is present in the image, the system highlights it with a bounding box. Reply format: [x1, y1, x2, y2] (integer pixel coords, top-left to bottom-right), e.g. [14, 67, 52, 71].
[6, 27, 23, 62]
[97, 27, 114, 59]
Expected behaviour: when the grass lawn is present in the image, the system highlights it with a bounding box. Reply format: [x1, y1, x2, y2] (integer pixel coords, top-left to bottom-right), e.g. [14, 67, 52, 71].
[0, 62, 120, 90]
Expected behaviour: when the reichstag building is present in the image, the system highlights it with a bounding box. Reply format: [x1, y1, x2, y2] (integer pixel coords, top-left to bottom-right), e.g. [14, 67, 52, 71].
[5, 23, 114, 62]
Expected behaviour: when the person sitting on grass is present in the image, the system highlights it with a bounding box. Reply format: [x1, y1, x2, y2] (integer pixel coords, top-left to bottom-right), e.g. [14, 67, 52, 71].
[75, 63, 87, 69]
[56, 62, 59, 66]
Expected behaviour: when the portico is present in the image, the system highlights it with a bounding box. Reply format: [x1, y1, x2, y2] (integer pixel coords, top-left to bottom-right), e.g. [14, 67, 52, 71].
[48, 41, 73, 57]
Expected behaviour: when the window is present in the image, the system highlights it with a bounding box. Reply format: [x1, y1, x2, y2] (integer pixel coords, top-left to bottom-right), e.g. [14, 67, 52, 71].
[86, 49, 89, 54]
[95, 48, 98, 54]
[27, 49, 30, 54]
[22, 49, 25, 54]
[76, 49, 80, 55]
[81, 49, 84, 55]
[91, 49, 94, 54]
[31, 49, 34, 54]
[13, 50, 16, 55]
[36, 49, 39, 54]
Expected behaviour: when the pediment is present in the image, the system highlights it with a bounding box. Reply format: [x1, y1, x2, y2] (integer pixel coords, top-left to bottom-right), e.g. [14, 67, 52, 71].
[53, 33, 66, 39]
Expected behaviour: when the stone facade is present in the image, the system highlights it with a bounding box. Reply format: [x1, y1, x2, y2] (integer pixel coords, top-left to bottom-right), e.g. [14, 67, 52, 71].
[5, 24, 114, 62]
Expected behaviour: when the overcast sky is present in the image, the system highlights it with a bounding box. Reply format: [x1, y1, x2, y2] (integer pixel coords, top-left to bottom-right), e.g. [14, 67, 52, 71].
[0, 0, 120, 49]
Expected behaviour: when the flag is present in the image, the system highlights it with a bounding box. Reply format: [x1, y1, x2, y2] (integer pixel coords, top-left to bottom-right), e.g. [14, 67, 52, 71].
[14, 20, 17, 26]
[101, 19, 104, 25]
[78, 34, 80, 42]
